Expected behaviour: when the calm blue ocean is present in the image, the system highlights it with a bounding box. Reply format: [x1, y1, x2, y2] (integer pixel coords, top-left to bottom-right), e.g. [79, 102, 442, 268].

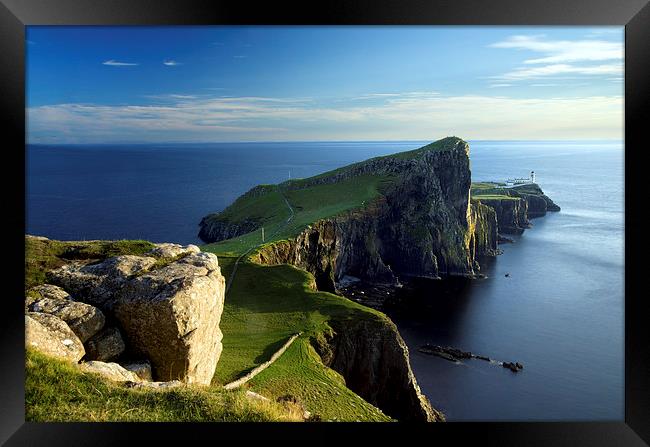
[26, 140, 624, 421]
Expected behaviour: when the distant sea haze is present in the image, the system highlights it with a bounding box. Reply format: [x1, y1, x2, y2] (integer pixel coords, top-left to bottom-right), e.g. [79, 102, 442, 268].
[26, 140, 624, 420]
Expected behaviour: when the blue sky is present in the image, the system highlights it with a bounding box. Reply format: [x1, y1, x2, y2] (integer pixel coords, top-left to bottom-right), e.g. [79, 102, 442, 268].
[26, 26, 623, 143]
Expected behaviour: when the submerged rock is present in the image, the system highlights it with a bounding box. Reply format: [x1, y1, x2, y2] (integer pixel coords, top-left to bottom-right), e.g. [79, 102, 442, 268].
[25, 312, 85, 362]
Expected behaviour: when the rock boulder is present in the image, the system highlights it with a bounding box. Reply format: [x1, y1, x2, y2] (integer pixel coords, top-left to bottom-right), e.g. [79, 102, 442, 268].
[84, 327, 125, 361]
[25, 312, 85, 362]
[27, 284, 105, 342]
[113, 252, 225, 385]
[48, 255, 157, 309]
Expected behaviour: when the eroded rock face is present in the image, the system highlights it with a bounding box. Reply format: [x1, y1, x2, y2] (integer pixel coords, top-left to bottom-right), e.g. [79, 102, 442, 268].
[27, 284, 105, 343]
[113, 252, 225, 385]
[84, 327, 125, 361]
[25, 312, 85, 362]
[48, 256, 157, 309]
[249, 138, 499, 286]
[314, 315, 443, 422]
[80, 361, 141, 382]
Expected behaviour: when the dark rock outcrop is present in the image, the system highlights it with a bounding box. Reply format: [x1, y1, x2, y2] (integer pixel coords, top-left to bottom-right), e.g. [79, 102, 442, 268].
[244, 138, 499, 287]
[475, 197, 530, 235]
[313, 316, 444, 422]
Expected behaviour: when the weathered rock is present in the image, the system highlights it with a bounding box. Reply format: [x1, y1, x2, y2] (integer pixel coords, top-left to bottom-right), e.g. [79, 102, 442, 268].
[84, 327, 125, 361]
[122, 360, 153, 381]
[113, 252, 226, 385]
[28, 284, 72, 301]
[79, 361, 141, 382]
[314, 316, 444, 422]
[247, 138, 499, 287]
[48, 255, 157, 309]
[27, 286, 105, 343]
[25, 313, 85, 362]
[146, 243, 200, 259]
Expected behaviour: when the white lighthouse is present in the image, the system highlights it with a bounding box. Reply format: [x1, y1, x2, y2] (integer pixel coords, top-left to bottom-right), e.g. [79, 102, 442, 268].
[530, 171, 536, 184]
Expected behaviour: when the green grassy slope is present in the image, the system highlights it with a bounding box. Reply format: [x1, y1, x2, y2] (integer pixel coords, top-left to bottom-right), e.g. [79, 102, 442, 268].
[203, 253, 393, 422]
[202, 137, 465, 256]
[26, 349, 302, 422]
[203, 174, 394, 256]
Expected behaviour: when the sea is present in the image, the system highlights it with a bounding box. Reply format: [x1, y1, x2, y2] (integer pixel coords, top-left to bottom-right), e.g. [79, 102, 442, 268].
[26, 140, 624, 421]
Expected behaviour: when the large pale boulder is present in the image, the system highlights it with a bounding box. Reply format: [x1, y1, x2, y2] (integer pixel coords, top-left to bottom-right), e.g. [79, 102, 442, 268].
[48, 256, 157, 309]
[27, 284, 105, 342]
[79, 361, 141, 382]
[113, 252, 225, 385]
[84, 327, 125, 361]
[25, 312, 85, 362]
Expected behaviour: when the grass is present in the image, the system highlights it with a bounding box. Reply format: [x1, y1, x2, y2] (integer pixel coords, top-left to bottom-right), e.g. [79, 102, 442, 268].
[25, 237, 155, 290]
[471, 194, 520, 201]
[203, 254, 392, 421]
[203, 174, 395, 256]
[26, 348, 303, 422]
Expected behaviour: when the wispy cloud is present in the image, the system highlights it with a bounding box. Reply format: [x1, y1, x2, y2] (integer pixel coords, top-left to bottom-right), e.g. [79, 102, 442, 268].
[27, 91, 623, 143]
[163, 59, 181, 66]
[233, 55, 247, 59]
[488, 84, 513, 88]
[102, 59, 138, 66]
[489, 35, 623, 83]
[490, 35, 623, 65]
[497, 63, 621, 80]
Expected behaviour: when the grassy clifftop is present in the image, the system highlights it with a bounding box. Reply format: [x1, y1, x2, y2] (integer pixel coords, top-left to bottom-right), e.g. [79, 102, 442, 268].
[200, 137, 465, 256]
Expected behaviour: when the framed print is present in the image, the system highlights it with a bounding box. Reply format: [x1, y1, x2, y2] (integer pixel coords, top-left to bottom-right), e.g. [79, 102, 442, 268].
[1, 0, 648, 445]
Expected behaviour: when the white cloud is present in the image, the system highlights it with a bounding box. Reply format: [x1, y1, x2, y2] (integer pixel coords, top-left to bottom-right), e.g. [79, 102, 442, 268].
[489, 34, 623, 84]
[27, 92, 623, 143]
[102, 59, 138, 66]
[488, 84, 513, 88]
[490, 35, 623, 64]
[498, 63, 622, 80]
[163, 60, 181, 66]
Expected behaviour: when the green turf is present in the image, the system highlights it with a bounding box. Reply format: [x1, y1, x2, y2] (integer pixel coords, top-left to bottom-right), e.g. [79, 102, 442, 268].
[203, 174, 395, 256]
[26, 349, 302, 422]
[205, 254, 392, 421]
[25, 237, 156, 290]
[471, 194, 520, 201]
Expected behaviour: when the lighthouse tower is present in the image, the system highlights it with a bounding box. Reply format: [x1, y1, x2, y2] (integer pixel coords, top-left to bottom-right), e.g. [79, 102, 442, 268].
[530, 171, 536, 184]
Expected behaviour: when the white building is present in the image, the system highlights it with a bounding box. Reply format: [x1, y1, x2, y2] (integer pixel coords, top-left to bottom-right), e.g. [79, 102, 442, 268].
[504, 171, 536, 186]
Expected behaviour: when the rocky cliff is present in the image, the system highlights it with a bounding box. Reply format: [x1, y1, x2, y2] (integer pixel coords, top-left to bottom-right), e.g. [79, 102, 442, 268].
[208, 137, 499, 288]
[313, 316, 444, 422]
[475, 197, 530, 235]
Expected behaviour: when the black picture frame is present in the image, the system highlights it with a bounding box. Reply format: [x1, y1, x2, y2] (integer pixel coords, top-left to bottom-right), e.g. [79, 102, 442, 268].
[1, 0, 648, 445]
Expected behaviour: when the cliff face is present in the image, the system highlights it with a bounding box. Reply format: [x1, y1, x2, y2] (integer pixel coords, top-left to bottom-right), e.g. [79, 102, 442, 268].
[313, 316, 444, 422]
[476, 198, 530, 235]
[250, 138, 498, 286]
